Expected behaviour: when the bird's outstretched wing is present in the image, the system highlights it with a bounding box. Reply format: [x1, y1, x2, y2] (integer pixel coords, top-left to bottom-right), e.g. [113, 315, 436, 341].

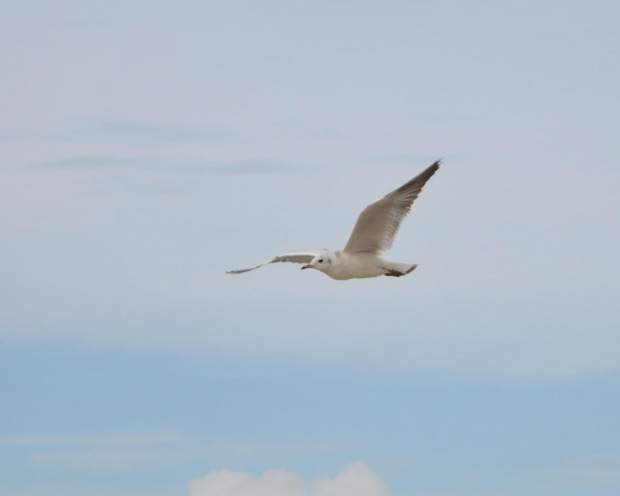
[227, 250, 323, 274]
[343, 160, 440, 254]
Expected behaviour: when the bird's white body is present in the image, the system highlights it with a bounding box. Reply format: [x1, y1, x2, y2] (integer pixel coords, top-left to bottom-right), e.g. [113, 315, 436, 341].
[227, 160, 440, 280]
[315, 251, 417, 280]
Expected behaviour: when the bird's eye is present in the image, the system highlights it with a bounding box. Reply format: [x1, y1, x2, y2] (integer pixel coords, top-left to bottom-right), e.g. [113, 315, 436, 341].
[318, 259, 324, 263]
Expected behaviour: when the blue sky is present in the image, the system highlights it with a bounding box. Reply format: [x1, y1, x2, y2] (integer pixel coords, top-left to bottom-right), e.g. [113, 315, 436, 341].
[1, 1, 619, 495]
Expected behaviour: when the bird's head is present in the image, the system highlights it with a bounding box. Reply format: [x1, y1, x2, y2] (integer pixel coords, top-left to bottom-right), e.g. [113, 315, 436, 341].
[301, 251, 333, 272]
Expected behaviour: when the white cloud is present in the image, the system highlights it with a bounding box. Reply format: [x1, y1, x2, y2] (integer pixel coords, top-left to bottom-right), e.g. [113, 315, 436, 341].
[188, 462, 390, 496]
[189, 468, 305, 496]
[314, 462, 391, 496]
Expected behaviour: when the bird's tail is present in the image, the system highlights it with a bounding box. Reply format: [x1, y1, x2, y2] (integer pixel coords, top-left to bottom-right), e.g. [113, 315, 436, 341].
[382, 263, 418, 277]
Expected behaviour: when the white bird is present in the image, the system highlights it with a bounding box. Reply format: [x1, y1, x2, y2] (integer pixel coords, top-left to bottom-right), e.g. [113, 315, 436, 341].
[227, 159, 441, 280]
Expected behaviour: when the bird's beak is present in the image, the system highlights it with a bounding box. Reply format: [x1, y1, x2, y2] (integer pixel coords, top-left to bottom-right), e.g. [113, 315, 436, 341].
[301, 264, 312, 270]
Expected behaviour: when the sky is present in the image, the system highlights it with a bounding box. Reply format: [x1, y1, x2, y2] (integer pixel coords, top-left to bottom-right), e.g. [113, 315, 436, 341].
[1, 0, 619, 495]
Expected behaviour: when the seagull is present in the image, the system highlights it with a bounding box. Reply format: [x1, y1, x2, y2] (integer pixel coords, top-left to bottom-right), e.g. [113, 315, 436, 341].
[227, 159, 441, 280]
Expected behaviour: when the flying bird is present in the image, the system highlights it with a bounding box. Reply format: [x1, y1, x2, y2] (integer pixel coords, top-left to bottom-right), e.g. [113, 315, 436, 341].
[228, 159, 441, 280]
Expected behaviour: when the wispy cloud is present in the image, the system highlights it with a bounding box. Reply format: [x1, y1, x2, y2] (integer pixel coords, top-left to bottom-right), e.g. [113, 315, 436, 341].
[31, 447, 178, 473]
[40, 156, 293, 176]
[369, 154, 476, 167]
[1, 431, 186, 474]
[43, 156, 143, 170]
[0, 120, 220, 146]
[85, 121, 219, 145]
[200, 161, 292, 175]
[369, 154, 444, 166]
[0, 430, 182, 447]
[2, 431, 339, 475]
[554, 456, 620, 487]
